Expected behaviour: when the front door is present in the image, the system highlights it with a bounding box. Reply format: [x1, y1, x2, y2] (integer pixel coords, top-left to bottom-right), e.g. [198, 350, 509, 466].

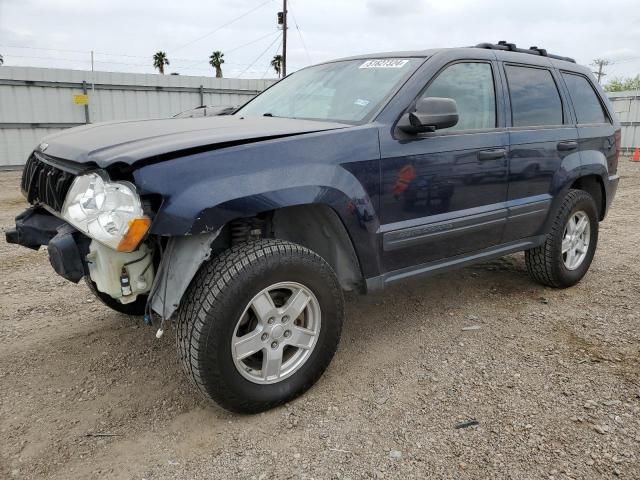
[379, 60, 509, 273]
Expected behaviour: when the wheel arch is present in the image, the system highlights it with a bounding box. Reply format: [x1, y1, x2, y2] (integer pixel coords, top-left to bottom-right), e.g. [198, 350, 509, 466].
[268, 203, 365, 292]
[570, 174, 606, 221]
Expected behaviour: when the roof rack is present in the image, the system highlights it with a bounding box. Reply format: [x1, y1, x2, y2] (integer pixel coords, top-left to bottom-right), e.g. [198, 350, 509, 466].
[475, 41, 576, 63]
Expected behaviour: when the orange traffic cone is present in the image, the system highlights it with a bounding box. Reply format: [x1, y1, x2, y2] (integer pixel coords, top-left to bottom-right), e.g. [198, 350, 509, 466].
[633, 147, 640, 162]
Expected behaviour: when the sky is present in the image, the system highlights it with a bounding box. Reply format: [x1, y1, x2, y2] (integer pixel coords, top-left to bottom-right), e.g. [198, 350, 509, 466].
[1, 0, 639, 83]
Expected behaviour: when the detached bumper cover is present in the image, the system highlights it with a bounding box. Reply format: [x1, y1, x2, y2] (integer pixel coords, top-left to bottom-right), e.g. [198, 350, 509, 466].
[5, 206, 65, 250]
[6, 206, 89, 283]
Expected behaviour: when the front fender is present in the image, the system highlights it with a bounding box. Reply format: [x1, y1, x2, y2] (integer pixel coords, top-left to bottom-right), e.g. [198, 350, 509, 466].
[133, 126, 384, 277]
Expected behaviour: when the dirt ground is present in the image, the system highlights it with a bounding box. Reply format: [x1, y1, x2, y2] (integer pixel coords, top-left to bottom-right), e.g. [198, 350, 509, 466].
[1, 159, 639, 480]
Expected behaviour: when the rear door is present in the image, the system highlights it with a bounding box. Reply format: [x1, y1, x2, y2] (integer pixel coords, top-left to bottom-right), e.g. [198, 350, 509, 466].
[500, 62, 580, 242]
[560, 72, 619, 179]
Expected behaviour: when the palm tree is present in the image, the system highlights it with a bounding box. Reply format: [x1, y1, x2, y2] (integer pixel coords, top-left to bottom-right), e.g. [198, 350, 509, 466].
[153, 51, 169, 74]
[0, 54, 4, 66]
[209, 51, 224, 78]
[271, 55, 283, 78]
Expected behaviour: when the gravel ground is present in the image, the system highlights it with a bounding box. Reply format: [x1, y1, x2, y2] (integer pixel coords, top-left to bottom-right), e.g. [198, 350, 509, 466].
[1, 159, 639, 480]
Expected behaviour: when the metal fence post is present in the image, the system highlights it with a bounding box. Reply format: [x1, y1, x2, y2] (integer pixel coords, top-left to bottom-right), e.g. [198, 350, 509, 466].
[199, 85, 204, 107]
[82, 80, 90, 124]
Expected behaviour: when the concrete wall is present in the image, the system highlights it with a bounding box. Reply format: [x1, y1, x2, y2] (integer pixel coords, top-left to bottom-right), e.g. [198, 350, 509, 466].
[0, 66, 275, 167]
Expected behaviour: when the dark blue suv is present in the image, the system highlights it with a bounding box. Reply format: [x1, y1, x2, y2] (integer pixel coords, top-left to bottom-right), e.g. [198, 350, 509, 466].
[7, 42, 620, 412]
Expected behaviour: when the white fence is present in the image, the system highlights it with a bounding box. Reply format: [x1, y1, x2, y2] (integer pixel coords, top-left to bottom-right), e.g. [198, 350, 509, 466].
[0, 66, 275, 167]
[608, 91, 640, 153]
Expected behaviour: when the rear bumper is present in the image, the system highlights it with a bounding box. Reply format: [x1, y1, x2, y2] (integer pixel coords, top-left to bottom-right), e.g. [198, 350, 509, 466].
[604, 174, 620, 218]
[5, 206, 89, 283]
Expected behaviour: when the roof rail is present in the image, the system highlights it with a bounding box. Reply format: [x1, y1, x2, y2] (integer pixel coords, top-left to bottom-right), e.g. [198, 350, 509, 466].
[475, 41, 576, 63]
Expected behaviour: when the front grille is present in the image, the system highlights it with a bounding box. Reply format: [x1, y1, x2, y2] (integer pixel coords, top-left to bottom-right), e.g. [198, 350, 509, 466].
[21, 153, 76, 212]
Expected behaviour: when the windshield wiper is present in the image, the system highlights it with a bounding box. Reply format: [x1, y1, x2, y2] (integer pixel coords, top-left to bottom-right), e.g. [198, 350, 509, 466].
[263, 113, 276, 117]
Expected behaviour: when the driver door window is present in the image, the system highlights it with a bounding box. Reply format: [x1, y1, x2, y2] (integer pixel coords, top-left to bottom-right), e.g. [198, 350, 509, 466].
[418, 62, 497, 131]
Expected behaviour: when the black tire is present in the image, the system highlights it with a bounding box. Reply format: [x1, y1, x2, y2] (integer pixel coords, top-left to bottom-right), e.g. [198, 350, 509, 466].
[525, 189, 599, 288]
[85, 277, 147, 316]
[176, 239, 344, 413]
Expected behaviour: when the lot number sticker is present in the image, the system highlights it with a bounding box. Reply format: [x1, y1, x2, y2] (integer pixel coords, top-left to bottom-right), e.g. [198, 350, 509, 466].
[360, 59, 409, 69]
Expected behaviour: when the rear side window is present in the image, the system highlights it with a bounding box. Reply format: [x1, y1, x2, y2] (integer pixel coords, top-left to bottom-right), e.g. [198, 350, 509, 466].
[419, 62, 496, 131]
[562, 73, 608, 124]
[505, 65, 563, 127]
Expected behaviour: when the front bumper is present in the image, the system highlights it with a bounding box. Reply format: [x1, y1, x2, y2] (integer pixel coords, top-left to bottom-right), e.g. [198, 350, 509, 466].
[5, 206, 90, 283]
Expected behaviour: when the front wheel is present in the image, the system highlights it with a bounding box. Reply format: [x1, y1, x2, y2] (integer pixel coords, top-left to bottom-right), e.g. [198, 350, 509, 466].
[176, 239, 344, 413]
[525, 189, 599, 288]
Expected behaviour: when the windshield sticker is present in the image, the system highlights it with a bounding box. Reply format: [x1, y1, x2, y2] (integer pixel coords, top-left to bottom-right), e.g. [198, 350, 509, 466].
[359, 59, 409, 69]
[354, 98, 371, 107]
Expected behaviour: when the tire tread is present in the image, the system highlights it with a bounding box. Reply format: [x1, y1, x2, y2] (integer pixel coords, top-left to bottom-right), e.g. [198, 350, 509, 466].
[175, 239, 343, 413]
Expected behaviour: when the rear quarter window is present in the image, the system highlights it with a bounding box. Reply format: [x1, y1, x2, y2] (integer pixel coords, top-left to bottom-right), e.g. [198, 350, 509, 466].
[505, 65, 563, 127]
[561, 73, 608, 124]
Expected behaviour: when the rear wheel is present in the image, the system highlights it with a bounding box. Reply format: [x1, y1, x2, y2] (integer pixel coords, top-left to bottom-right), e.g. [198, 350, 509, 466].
[176, 239, 344, 413]
[525, 189, 599, 288]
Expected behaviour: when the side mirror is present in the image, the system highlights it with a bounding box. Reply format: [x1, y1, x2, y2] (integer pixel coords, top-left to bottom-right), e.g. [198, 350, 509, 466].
[398, 97, 459, 134]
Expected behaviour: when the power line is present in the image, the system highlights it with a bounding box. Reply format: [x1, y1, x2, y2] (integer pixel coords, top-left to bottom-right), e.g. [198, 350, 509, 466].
[2, 52, 265, 69]
[228, 30, 280, 55]
[288, 0, 312, 64]
[610, 57, 640, 65]
[172, 0, 274, 52]
[178, 30, 280, 72]
[261, 36, 282, 79]
[238, 32, 282, 78]
[0, 43, 216, 64]
[0, 44, 90, 56]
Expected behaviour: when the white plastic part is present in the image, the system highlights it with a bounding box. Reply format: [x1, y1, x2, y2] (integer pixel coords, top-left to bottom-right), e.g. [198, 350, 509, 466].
[86, 240, 154, 304]
[155, 328, 164, 339]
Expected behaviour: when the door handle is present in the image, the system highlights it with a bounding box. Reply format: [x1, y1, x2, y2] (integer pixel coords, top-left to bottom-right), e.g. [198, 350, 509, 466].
[478, 149, 506, 161]
[557, 141, 578, 151]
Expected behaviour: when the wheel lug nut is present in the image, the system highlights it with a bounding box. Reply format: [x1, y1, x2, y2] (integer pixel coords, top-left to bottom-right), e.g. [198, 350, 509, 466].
[282, 315, 289, 323]
[268, 317, 275, 324]
[284, 330, 291, 338]
[261, 333, 268, 341]
[271, 341, 278, 349]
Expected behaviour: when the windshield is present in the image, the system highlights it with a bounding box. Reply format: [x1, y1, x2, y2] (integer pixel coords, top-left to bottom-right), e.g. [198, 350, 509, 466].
[236, 58, 420, 123]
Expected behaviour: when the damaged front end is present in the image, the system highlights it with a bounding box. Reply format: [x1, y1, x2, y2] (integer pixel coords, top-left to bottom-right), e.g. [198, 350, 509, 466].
[6, 205, 155, 303]
[7, 204, 220, 326]
[6, 151, 219, 327]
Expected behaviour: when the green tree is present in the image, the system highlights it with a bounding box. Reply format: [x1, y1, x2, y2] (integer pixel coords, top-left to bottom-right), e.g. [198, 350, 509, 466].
[153, 51, 169, 74]
[271, 54, 283, 78]
[605, 75, 640, 92]
[209, 51, 225, 78]
[0, 54, 4, 66]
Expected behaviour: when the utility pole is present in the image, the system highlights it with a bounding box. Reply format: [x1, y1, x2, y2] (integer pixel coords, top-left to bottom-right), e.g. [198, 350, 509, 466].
[282, 0, 287, 77]
[591, 58, 611, 83]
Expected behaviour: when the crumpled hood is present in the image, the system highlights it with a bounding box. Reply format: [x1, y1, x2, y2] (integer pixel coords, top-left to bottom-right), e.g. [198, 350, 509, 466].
[39, 115, 350, 168]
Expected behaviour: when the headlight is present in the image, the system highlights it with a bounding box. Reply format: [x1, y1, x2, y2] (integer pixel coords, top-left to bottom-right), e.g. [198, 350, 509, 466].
[62, 172, 150, 252]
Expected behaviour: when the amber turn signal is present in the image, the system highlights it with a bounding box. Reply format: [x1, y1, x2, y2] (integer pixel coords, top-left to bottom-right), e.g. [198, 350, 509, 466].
[117, 218, 151, 252]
